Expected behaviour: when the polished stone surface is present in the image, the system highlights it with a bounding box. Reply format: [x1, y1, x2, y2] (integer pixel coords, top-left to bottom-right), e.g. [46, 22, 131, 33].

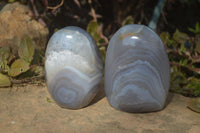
[45, 26, 103, 109]
[105, 24, 170, 112]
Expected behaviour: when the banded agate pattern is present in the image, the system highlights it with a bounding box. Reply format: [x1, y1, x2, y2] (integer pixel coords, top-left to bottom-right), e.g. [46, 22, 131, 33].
[104, 24, 170, 112]
[45, 26, 103, 109]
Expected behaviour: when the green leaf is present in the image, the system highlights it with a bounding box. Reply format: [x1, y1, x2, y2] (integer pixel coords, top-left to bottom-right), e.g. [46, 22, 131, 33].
[170, 67, 188, 93]
[160, 32, 176, 47]
[31, 66, 44, 76]
[178, 43, 186, 54]
[188, 22, 200, 35]
[18, 35, 35, 63]
[8, 59, 30, 77]
[173, 29, 189, 45]
[0, 62, 4, 73]
[0, 46, 10, 61]
[87, 21, 101, 42]
[31, 50, 45, 65]
[46, 97, 55, 103]
[0, 73, 11, 87]
[0, 61, 10, 73]
[160, 32, 170, 43]
[187, 98, 200, 113]
[195, 22, 199, 31]
[8, 0, 15, 3]
[180, 58, 188, 66]
[188, 28, 196, 33]
[186, 78, 200, 96]
[99, 47, 106, 62]
[122, 16, 134, 26]
[195, 40, 200, 54]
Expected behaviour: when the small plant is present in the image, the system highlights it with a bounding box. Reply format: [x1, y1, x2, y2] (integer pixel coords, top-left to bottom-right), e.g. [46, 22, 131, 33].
[86, 16, 135, 63]
[0, 35, 44, 87]
[87, 20, 108, 62]
[160, 22, 200, 97]
[188, 22, 200, 36]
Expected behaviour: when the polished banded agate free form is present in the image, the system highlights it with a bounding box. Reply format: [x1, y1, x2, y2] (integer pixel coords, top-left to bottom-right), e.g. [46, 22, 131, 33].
[104, 24, 170, 112]
[45, 26, 103, 109]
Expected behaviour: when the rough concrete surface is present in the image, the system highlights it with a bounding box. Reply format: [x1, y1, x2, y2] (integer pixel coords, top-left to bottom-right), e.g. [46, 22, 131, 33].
[0, 84, 199, 133]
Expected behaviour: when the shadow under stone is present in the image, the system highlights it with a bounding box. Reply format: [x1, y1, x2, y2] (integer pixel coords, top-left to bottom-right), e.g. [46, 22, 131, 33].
[164, 92, 174, 108]
[89, 87, 106, 106]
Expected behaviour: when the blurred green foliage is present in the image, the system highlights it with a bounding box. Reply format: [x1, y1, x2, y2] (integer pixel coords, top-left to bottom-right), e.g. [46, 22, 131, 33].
[8, 0, 15, 3]
[188, 22, 200, 36]
[87, 19, 200, 97]
[87, 16, 200, 97]
[0, 35, 44, 87]
[87, 20, 107, 62]
[0, 73, 11, 87]
[0, 0, 199, 98]
[18, 35, 35, 63]
[86, 16, 135, 63]
[0, 0, 199, 114]
[87, 21, 101, 42]
[160, 22, 200, 97]
[8, 59, 30, 77]
[122, 16, 135, 26]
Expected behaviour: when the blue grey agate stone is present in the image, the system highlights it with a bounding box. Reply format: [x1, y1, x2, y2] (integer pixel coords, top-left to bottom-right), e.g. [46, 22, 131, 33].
[45, 26, 103, 109]
[104, 24, 170, 112]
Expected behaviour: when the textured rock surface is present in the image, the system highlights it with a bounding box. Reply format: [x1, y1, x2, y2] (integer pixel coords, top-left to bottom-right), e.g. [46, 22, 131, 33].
[0, 85, 199, 133]
[0, 2, 48, 54]
[45, 26, 103, 109]
[105, 24, 170, 112]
